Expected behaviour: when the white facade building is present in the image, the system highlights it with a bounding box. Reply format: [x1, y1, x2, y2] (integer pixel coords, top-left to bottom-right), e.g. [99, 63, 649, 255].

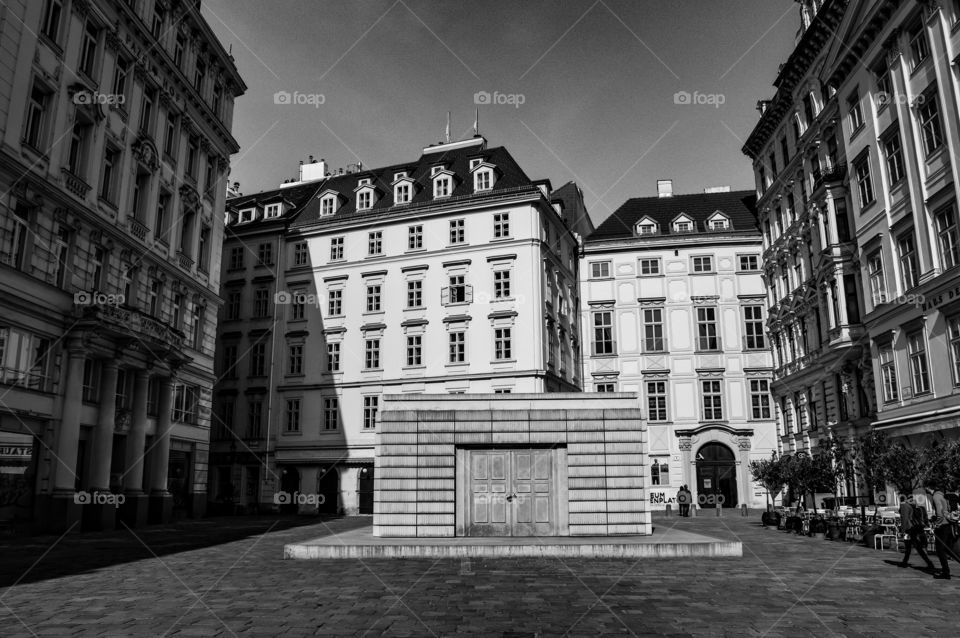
[580, 184, 778, 510]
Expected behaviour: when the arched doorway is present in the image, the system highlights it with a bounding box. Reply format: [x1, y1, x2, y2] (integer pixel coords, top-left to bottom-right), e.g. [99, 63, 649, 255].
[358, 467, 374, 515]
[279, 467, 299, 514]
[696, 443, 738, 508]
[317, 465, 339, 514]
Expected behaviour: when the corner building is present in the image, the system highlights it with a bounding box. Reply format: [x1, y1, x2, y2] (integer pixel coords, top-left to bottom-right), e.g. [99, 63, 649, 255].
[0, 0, 244, 531]
[580, 184, 778, 510]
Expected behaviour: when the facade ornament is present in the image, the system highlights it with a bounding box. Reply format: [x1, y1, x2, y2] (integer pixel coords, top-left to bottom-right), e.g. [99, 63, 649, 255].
[737, 437, 751, 451]
[678, 438, 692, 451]
[132, 136, 161, 173]
[179, 183, 201, 210]
[105, 28, 122, 53]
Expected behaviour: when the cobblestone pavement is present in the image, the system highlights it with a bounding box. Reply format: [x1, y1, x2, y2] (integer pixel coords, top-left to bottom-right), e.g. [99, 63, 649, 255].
[0, 511, 952, 637]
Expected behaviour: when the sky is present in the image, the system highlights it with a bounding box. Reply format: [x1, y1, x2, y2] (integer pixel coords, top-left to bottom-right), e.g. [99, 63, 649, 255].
[201, 0, 800, 226]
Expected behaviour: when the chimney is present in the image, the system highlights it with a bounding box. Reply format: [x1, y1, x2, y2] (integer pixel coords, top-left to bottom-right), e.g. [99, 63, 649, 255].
[657, 179, 673, 198]
[704, 186, 731, 194]
[299, 157, 327, 182]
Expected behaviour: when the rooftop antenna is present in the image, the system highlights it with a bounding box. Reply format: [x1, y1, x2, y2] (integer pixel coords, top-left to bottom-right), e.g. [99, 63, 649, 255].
[445, 111, 451, 143]
[474, 107, 479, 136]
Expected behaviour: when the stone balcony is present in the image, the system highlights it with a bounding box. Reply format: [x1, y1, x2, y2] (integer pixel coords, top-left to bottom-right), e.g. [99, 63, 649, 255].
[128, 217, 150, 242]
[61, 168, 91, 200]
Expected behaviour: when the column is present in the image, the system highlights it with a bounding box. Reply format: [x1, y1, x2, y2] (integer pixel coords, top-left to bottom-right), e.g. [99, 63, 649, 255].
[52, 343, 86, 494]
[148, 377, 174, 523]
[88, 362, 118, 492]
[120, 370, 150, 526]
[83, 361, 119, 531]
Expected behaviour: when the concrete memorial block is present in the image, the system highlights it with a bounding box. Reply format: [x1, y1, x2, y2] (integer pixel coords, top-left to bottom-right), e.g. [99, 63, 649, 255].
[374, 393, 649, 538]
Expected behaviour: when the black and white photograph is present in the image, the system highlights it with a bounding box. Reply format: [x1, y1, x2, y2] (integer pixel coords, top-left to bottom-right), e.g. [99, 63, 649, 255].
[1, 0, 960, 635]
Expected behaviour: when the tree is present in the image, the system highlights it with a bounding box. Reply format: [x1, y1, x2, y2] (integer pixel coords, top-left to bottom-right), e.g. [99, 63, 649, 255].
[853, 431, 889, 513]
[749, 453, 786, 510]
[818, 434, 851, 506]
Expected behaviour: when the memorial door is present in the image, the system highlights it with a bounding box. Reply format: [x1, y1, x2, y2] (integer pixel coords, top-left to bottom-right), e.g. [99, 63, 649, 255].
[467, 449, 555, 536]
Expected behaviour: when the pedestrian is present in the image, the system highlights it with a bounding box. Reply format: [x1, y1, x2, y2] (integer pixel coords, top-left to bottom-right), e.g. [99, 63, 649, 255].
[897, 495, 936, 572]
[929, 487, 958, 580]
[677, 485, 689, 517]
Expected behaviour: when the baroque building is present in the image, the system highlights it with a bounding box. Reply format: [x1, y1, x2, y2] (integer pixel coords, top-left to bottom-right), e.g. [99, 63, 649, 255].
[211, 137, 589, 514]
[742, 0, 875, 479]
[579, 182, 778, 510]
[0, 0, 244, 532]
[829, 0, 960, 450]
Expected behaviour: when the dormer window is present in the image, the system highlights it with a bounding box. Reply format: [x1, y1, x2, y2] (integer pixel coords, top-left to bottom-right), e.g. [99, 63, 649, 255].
[672, 214, 695, 233]
[239, 208, 255, 223]
[434, 175, 452, 198]
[358, 177, 372, 187]
[320, 195, 337, 216]
[708, 216, 729, 231]
[474, 169, 493, 192]
[431, 165, 445, 177]
[264, 203, 282, 218]
[395, 182, 412, 205]
[357, 190, 373, 210]
[394, 171, 407, 181]
[635, 217, 658, 236]
[469, 158, 483, 170]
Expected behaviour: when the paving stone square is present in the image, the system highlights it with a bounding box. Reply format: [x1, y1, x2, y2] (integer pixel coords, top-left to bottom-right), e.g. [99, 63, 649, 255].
[0, 512, 952, 636]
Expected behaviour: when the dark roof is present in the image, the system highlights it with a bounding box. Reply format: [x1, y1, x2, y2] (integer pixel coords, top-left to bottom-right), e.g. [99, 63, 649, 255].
[290, 143, 534, 229]
[226, 181, 325, 228]
[588, 190, 759, 242]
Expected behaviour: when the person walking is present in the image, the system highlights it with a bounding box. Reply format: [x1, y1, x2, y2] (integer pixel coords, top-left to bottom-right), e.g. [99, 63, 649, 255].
[898, 495, 936, 572]
[929, 487, 957, 580]
[677, 485, 689, 517]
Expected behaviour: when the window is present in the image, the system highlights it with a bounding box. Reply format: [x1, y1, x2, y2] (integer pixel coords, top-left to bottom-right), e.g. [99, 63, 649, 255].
[113, 56, 130, 104]
[194, 58, 206, 93]
[253, 288, 270, 318]
[595, 383, 616, 393]
[448, 275, 468, 304]
[368, 231, 382, 256]
[81, 359, 100, 403]
[674, 220, 694, 233]
[197, 226, 210, 273]
[493, 213, 510, 238]
[449, 219, 465, 244]
[407, 280, 423, 308]
[738, 254, 759, 271]
[172, 384, 198, 423]
[692, 256, 713, 273]
[494, 327, 512, 360]
[867, 251, 886, 305]
[853, 155, 875, 208]
[702, 380, 723, 420]
[651, 460, 669, 486]
[493, 270, 511, 299]
[139, 89, 155, 135]
[263, 203, 281, 219]
[221, 344, 238, 378]
[637, 222, 657, 235]
[696, 307, 719, 351]
[51, 226, 71, 288]
[357, 190, 373, 210]
[246, 400, 262, 438]
[882, 129, 905, 185]
[293, 242, 308, 266]
[879, 344, 898, 402]
[475, 169, 493, 191]
[909, 23, 930, 69]
[590, 262, 611, 279]
[408, 225, 423, 250]
[848, 90, 864, 132]
[285, 399, 300, 433]
[642, 308, 664, 352]
[67, 120, 91, 176]
[897, 232, 919, 290]
[229, 246, 244, 270]
[366, 284, 382, 312]
[449, 331, 466, 363]
[936, 206, 960, 270]
[24, 85, 49, 150]
[434, 176, 452, 198]
[152, 4, 166, 38]
[0, 327, 50, 390]
[321, 197, 336, 216]
[647, 381, 668, 421]
[395, 182, 411, 205]
[171, 293, 184, 329]
[41, 0, 63, 42]
[364, 339, 380, 369]
[238, 208, 255, 224]
[639, 258, 661, 276]
[164, 113, 178, 157]
[154, 193, 170, 244]
[908, 332, 930, 395]
[226, 291, 241, 320]
[174, 34, 185, 69]
[330, 236, 344, 261]
[919, 91, 944, 155]
[768, 151, 778, 178]
[249, 342, 266, 376]
[79, 20, 99, 78]
[743, 305, 765, 349]
[406, 335, 422, 366]
[709, 217, 729, 231]
[186, 136, 199, 179]
[326, 342, 341, 372]
[750, 379, 772, 419]
[592, 311, 615, 355]
[288, 344, 303, 375]
[327, 289, 343, 316]
[323, 398, 339, 430]
[949, 316, 960, 386]
[363, 396, 379, 429]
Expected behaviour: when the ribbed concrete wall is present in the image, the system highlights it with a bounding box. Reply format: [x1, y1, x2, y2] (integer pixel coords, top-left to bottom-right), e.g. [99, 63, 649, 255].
[374, 394, 649, 537]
